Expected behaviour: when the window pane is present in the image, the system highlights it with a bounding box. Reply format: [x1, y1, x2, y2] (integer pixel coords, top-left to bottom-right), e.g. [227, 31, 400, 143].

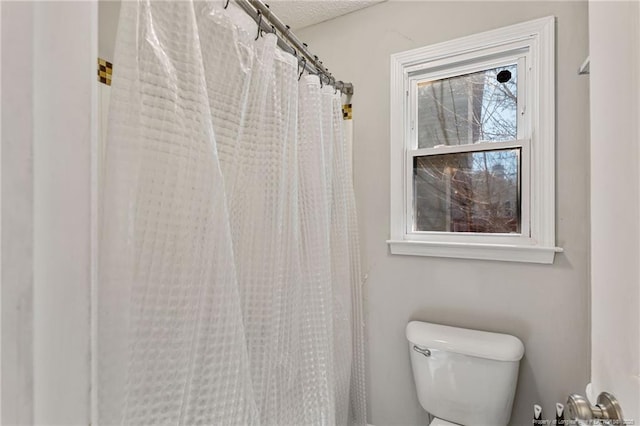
[417, 65, 518, 148]
[413, 149, 520, 233]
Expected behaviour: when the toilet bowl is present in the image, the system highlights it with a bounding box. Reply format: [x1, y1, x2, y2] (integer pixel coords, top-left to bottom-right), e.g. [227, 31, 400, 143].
[407, 321, 525, 426]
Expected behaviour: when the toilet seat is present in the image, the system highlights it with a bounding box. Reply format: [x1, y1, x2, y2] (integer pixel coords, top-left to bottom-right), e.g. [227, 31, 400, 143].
[429, 418, 461, 426]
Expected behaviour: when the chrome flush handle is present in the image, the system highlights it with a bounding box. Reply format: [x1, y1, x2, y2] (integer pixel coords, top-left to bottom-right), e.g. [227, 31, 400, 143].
[412, 345, 431, 357]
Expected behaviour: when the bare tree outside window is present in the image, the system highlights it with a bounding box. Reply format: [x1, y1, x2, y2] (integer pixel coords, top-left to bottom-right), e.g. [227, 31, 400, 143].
[414, 65, 520, 233]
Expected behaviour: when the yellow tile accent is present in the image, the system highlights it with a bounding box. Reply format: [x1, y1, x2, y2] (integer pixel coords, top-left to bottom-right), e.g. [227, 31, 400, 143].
[97, 57, 113, 86]
[342, 104, 352, 120]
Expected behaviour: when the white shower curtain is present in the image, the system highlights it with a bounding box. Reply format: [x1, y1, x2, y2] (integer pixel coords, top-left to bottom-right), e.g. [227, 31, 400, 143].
[98, 1, 366, 425]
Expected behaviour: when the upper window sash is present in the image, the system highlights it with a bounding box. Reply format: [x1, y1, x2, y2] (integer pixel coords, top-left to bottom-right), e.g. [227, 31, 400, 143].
[407, 55, 530, 151]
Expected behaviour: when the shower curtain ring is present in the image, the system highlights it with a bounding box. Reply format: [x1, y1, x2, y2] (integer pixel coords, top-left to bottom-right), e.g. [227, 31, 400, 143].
[224, 0, 230, 9]
[255, 11, 262, 40]
[298, 57, 306, 81]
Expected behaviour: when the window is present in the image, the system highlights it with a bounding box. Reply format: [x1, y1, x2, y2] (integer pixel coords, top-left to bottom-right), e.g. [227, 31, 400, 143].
[389, 17, 561, 263]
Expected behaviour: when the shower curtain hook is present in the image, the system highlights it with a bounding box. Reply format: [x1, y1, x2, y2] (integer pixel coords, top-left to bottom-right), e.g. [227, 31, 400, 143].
[317, 69, 324, 88]
[298, 57, 306, 81]
[255, 11, 263, 40]
[224, 0, 230, 9]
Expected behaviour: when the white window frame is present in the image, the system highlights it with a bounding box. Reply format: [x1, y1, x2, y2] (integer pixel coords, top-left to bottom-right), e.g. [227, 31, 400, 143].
[388, 16, 562, 264]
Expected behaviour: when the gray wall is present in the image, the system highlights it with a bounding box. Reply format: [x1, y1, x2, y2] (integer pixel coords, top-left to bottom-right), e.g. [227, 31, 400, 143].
[2, 2, 94, 423]
[297, 2, 590, 425]
[98, 0, 120, 61]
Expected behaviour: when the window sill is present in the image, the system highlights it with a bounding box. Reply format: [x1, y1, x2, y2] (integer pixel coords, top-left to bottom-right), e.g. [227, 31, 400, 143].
[387, 240, 563, 264]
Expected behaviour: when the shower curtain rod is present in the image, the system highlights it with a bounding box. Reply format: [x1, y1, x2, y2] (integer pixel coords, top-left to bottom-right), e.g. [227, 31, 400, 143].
[233, 0, 354, 96]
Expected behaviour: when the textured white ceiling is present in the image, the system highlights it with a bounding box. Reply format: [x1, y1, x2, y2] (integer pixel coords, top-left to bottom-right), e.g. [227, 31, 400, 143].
[267, 1, 384, 30]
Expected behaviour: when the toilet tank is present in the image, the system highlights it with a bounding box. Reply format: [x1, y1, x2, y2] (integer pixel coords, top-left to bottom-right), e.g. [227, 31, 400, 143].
[406, 321, 524, 426]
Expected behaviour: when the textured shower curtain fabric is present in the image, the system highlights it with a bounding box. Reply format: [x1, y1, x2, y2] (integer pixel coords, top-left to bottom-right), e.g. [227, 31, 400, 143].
[99, 1, 365, 425]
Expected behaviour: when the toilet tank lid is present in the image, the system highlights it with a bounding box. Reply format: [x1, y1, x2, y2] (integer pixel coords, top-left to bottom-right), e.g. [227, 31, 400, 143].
[406, 321, 524, 362]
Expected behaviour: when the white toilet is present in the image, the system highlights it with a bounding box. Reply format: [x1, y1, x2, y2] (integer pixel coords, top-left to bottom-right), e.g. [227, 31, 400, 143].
[406, 321, 525, 426]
